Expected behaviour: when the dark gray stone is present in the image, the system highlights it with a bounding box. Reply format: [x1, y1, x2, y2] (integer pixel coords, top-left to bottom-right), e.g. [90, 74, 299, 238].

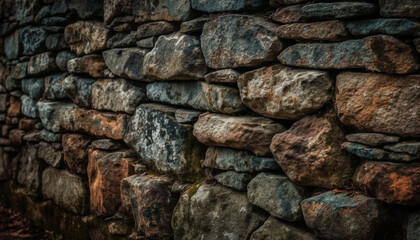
[342, 142, 419, 162]
[272, 5, 308, 24]
[250, 216, 317, 240]
[17, 143, 43, 196]
[62, 74, 96, 107]
[346, 133, 400, 147]
[407, 211, 420, 240]
[27, 52, 58, 76]
[347, 18, 420, 37]
[20, 26, 47, 55]
[46, 33, 69, 51]
[50, 0, 67, 15]
[133, 0, 192, 23]
[20, 95, 38, 118]
[67, 0, 103, 19]
[37, 142, 63, 167]
[39, 129, 62, 142]
[34, 5, 51, 23]
[180, 17, 209, 33]
[384, 142, 420, 156]
[103, 0, 133, 25]
[56, 51, 77, 71]
[301, 2, 378, 19]
[191, 0, 265, 12]
[175, 109, 202, 123]
[136, 37, 156, 48]
[214, 171, 253, 191]
[4, 30, 20, 59]
[41, 16, 68, 25]
[10, 62, 28, 80]
[133, 21, 177, 39]
[91, 139, 124, 150]
[44, 73, 69, 100]
[21, 78, 44, 99]
[146, 81, 246, 114]
[37, 101, 77, 133]
[379, 0, 420, 18]
[106, 33, 136, 48]
[102, 48, 150, 81]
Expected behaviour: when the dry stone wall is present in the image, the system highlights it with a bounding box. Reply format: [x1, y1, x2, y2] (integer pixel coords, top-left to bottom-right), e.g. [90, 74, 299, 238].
[0, 0, 419, 239]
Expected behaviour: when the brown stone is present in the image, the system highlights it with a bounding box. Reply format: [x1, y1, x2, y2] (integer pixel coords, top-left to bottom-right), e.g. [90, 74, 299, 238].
[277, 20, 348, 41]
[27, 52, 58, 76]
[37, 142, 63, 168]
[63, 134, 91, 175]
[270, 112, 354, 188]
[354, 161, 420, 206]
[272, 5, 307, 24]
[103, 0, 133, 25]
[346, 133, 400, 147]
[88, 149, 135, 216]
[193, 113, 286, 156]
[133, 0, 192, 23]
[67, 54, 107, 78]
[8, 129, 25, 146]
[64, 21, 111, 56]
[18, 118, 36, 130]
[336, 72, 420, 137]
[132, 21, 177, 39]
[7, 96, 21, 117]
[379, 0, 420, 18]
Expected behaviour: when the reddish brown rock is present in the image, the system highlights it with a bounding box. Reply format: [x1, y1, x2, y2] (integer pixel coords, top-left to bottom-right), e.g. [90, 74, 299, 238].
[193, 113, 286, 156]
[8, 129, 25, 146]
[277, 20, 348, 41]
[354, 161, 420, 206]
[270, 112, 354, 188]
[18, 118, 36, 130]
[7, 96, 21, 117]
[63, 134, 91, 174]
[67, 54, 107, 78]
[346, 133, 400, 147]
[88, 149, 135, 216]
[336, 72, 420, 137]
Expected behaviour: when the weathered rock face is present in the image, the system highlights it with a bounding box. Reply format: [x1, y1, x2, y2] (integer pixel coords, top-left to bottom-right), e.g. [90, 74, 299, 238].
[67, 55, 107, 78]
[4, 30, 20, 60]
[342, 142, 419, 162]
[10, 62, 28, 80]
[214, 171, 253, 191]
[238, 64, 332, 120]
[180, 16, 208, 33]
[203, 147, 280, 173]
[250, 216, 317, 240]
[37, 142, 63, 167]
[175, 109, 201, 123]
[102, 48, 150, 81]
[172, 183, 267, 240]
[346, 133, 400, 147]
[270, 112, 354, 188]
[42, 167, 89, 215]
[37, 101, 77, 133]
[21, 78, 44, 100]
[201, 14, 283, 69]
[277, 20, 348, 41]
[278, 35, 420, 74]
[64, 21, 110, 56]
[379, 0, 420, 18]
[347, 18, 420, 37]
[133, 21, 177, 39]
[88, 149, 135, 216]
[194, 113, 286, 156]
[103, 0, 133, 25]
[67, 0, 103, 19]
[17, 143, 43, 196]
[354, 162, 420, 206]
[91, 78, 146, 114]
[335, 72, 420, 137]
[143, 32, 207, 80]
[248, 173, 306, 221]
[56, 51, 77, 72]
[20, 26, 47, 55]
[44, 73, 69, 100]
[133, 0, 192, 23]
[301, 2, 378, 19]
[27, 52, 58, 76]
[124, 104, 205, 182]
[91, 139, 124, 150]
[272, 5, 307, 23]
[384, 142, 420, 156]
[204, 69, 240, 84]
[20, 95, 38, 118]
[62, 75, 96, 107]
[121, 174, 176, 239]
[301, 191, 390, 240]
[191, 0, 265, 12]
[62, 134, 91, 175]
[147, 81, 246, 114]
[106, 33, 136, 48]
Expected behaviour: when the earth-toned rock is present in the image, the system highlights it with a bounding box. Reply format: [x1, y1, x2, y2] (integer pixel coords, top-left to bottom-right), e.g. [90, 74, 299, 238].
[336, 72, 420, 137]
[21, 78, 44, 100]
[121, 174, 176, 239]
[91, 78, 147, 114]
[39, 129, 62, 143]
[384, 142, 420, 156]
[102, 48, 150, 81]
[354, 161, 420, 206]
[17, 143, 43, 196]
[91, 139, 124, 150]
[248, 173, 306, 221]
[144, 32, 207, 80]
[194, 113, 286, 156]
[67, 0, 103, 19]
[133, 21, 177, 39]
[204, 69, 240, 84]
[301, 2, 378, 19]
[191, 0, 265, 12]
[44, 73, 69, 100]
[63, 133, 91, 175]
[214, 171, 253, 191]
[301, 191, 390, 240]
[270, 112, 354, 188]
[64, 21, 110, 56]
[10, 62, 28, 80]
[277, 20, 348, 41]
[203, 147, 280, 172]
[172, 183, 267, 240]
[379, 0, 420, 18]
[347, 18, 420, 37]
[37, 101, 77, 133]
[67, 55, 106, 78]
[147, 81, 246, 114]
[42, 167, 89, 215]
[20, 95, 38, 118]
[136, 37, 156, 48]
[55, 51, 77, 72]
[133, 0, 192, 23]
[238, 64, 332, 120]
[201, 14, 283, 69]
[272, 5, 308, 24]
[20, 26, 47, 55]
[346, 133, 400, 147]
[174, 109, 202, 123]
[278, 35, 420, 74]
[7, 96, 22, 117]
[37, 142, 63, 167]
[250, 216, 317, 240]
[124, 104, 205, 182]
[27, 52, 58, 76]
[180, 17, 208, 33]
[103, 0, 133, 25]
[62, 74, 96, 107]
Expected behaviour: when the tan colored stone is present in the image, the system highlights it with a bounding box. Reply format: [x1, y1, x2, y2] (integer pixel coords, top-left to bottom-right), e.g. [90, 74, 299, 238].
[277, 20, 348, 41]
[64, 21, 110, 56]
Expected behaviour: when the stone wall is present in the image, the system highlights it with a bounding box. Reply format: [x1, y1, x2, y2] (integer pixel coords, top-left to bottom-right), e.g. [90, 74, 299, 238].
[0, 0, 419, 239]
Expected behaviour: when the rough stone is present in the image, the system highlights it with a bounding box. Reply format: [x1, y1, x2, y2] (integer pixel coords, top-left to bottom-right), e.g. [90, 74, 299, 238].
[106, 33, 136, 48]
[102, 48, 150, 81]
[172, 183, 267, 240]
[42, 167, 89, 215]
[67, 55, 106, 78]
[64, 21, 110, 56]
[302, 191, 390, 240]
[346, 133, 400, 147]
[19, 118, 36, 130]
[336, 72, 420, 137]
[44, 73, 69, 100]
[347, 18, 420, 37]
[270, 112, 354, 188]
[133, 0, 192, 23]
[278, 35, 420, 74]
[9, 129, 25, 146]
[272, 5, 308, 24]
[7, 96, 22, 117]
[147, 81, 246, 114]
[17, 143, 43, 196]
[92, 78, 147, 114]
[103, 0, 133, 25]
[136, 37, 156, 49]
[10, 62, 28, 79]
[201, 14, 283, 69]
[180, 17, 208, 33]
[55, 51, 77, 72]
[27, 52, 58, 76]
[191, 0, 265, 12]
[214, 171, 253, 191]
[88, 149, 135, 216]
[67, 0, 103, 19]
[203, 147, 280, 173]
[248, 173, 306, 221]
[204, 69, 240, 84]
[46, 33, 69, 51]
[384, 142, 420, 156]
[194, 113, 286, 156]
[50, 0, 67, 15]
[91, 139, 124, 150]
[41, 16, 68, 26]
[62, 74, 96, 107]
[39, 129, 62, 143]
[250, 216, 317, 240]
[37, 101, 77, 133]
[301, 2, 378, 19]
[37, 142, 63, 167]
[238, 64, 332, 120]
[379, 0, 420, 18]
[175, 109, 201, 123]
[277, 20, 348, 41]
[121, 174, 176, 239]
[342, 142, 419, 162]
[407, 211, 420, 240]
[20, 95, 38, 118]
[21, 78, 44, 99]
[144, 32, 207, 80]
[354, 161, 420, 206]
[15, 0, 40, 23]
[124, 104, 205, 182]
[133, 21, 177, 39]
[5, 30, 20, 59]
[34, 5, 50, 23]
[63, 133, 91, 175]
